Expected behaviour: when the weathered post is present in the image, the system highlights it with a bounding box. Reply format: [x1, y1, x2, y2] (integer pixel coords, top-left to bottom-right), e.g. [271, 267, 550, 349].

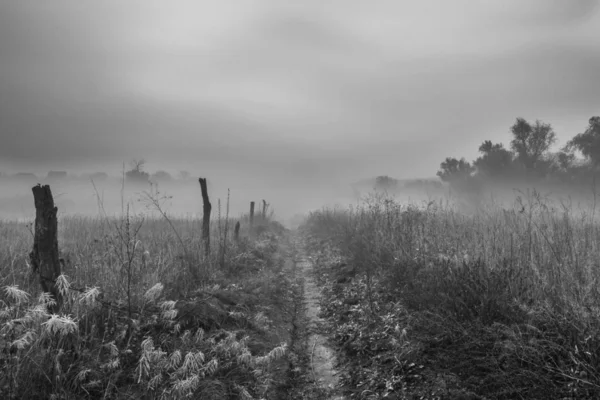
[198, 178, 212, 257]
[29, 184, 63, 313]
[262, 199, 268, 220]
[234, 221, 240, 243]
[249, 201, 255, 233]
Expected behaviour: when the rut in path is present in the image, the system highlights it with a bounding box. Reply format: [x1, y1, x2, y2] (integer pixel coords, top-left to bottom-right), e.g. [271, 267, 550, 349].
[294, 237, 345, 399]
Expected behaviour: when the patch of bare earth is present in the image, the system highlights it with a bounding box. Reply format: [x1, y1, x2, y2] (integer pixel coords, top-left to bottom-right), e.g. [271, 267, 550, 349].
[294, 236, 345, 400]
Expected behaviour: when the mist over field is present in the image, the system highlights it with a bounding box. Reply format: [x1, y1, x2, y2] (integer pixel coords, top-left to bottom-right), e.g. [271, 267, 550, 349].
[4, 168, 600, 229]
[1, 1, 600, 225]
[0, 171, 363, 224]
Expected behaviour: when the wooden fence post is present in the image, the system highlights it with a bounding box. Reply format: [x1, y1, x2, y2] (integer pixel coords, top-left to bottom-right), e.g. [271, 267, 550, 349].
[234, 221, 240, 243]
[198, 178, 212, 257]
[262, 199, 268, 220]
[249, 201, 255, 233]
[29, 184, 63, 313]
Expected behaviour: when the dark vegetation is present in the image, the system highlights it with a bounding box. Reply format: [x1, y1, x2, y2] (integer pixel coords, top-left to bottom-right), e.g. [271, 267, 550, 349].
[437, 116, 600, 194]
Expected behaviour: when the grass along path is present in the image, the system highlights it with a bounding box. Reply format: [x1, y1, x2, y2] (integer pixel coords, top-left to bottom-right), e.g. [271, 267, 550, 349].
[300, 199, 600, 399]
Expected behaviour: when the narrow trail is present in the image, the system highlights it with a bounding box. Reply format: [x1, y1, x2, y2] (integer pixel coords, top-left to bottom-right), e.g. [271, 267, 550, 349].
[291, 234, 345, 400]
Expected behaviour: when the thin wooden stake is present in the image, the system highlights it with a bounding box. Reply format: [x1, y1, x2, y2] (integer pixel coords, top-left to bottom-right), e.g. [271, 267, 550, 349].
[250, 201, 255, 233]
[199, 178, 212, 257]
[234, 221, 241, 243]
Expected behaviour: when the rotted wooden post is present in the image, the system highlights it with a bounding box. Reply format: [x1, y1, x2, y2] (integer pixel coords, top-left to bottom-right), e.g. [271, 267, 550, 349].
[262, 199, 268, 220]
[249, 201, 255, 233]
[234, 221, 240, 243]
[198, 178, 212, 257]
[29, 184, 63, 313]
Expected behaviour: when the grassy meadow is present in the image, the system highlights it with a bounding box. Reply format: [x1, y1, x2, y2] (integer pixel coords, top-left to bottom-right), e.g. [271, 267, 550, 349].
[5, 179, 600, 399]
[0, 193, 294, 399]
[301, 190, 600, 399]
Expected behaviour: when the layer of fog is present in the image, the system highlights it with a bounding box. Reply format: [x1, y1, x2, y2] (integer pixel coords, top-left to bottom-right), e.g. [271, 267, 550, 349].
[0, 173, 363, 226]
[3, 169, 598, 232]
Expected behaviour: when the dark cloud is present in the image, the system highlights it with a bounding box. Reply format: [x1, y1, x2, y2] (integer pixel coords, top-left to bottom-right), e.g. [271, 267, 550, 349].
[1, 0, 599, 186]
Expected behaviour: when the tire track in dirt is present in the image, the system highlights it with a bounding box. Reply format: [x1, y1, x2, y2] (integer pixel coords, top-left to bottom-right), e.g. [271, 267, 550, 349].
[293, 236, 345, 400]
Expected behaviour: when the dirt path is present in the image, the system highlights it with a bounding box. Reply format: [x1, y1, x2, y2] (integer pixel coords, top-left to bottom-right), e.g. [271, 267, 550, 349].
[292, 235, 345, 399]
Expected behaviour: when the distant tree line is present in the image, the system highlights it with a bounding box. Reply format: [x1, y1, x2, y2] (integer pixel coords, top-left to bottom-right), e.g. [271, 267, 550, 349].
[437, 116, 600, 188]
[0, 158, 193, 185]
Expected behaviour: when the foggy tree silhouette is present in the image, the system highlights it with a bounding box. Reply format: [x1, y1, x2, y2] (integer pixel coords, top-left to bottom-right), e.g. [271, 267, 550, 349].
[565, 116, 600, 167]
[555, 150, 576, 171]
[510, 118, 556, 171]
[126, 158, 150, 183]
[434, 115, 600, 192]
[151, 170, 173, 182]
[474, 141, 514, 177]
[436, 157, 475, 182]
[375, 175, 398, 190]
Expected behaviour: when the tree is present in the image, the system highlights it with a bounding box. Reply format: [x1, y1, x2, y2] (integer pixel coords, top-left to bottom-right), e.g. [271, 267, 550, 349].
[473, 140, 514, 177]
[126, 158, 150, 183]
[565, 116, 600, 166]
[437, 157, 475, 182]
[129, 159, 146, 173]
[374, 175, 398, 190]
[151, 170, 173, 182]
[510, 118, 556, 171]
[555, 151, 576, 171]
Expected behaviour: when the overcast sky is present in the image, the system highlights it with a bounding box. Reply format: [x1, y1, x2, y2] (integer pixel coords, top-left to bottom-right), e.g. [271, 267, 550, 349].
[1, 0, 600, 186]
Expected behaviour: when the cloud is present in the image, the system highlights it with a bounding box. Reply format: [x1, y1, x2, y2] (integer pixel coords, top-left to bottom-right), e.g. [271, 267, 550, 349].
[1, 0, 599, 184]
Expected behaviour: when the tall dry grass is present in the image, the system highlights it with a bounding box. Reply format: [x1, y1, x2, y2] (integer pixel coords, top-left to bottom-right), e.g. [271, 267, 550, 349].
[303, 190, 600, 398]
[0, 191, 288, 399]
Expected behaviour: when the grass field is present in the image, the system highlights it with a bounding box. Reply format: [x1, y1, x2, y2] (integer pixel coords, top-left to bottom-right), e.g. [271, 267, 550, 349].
[0, 194, 294, 399]
[4, 184, 600, 399]
[301, 191, 600, 399]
